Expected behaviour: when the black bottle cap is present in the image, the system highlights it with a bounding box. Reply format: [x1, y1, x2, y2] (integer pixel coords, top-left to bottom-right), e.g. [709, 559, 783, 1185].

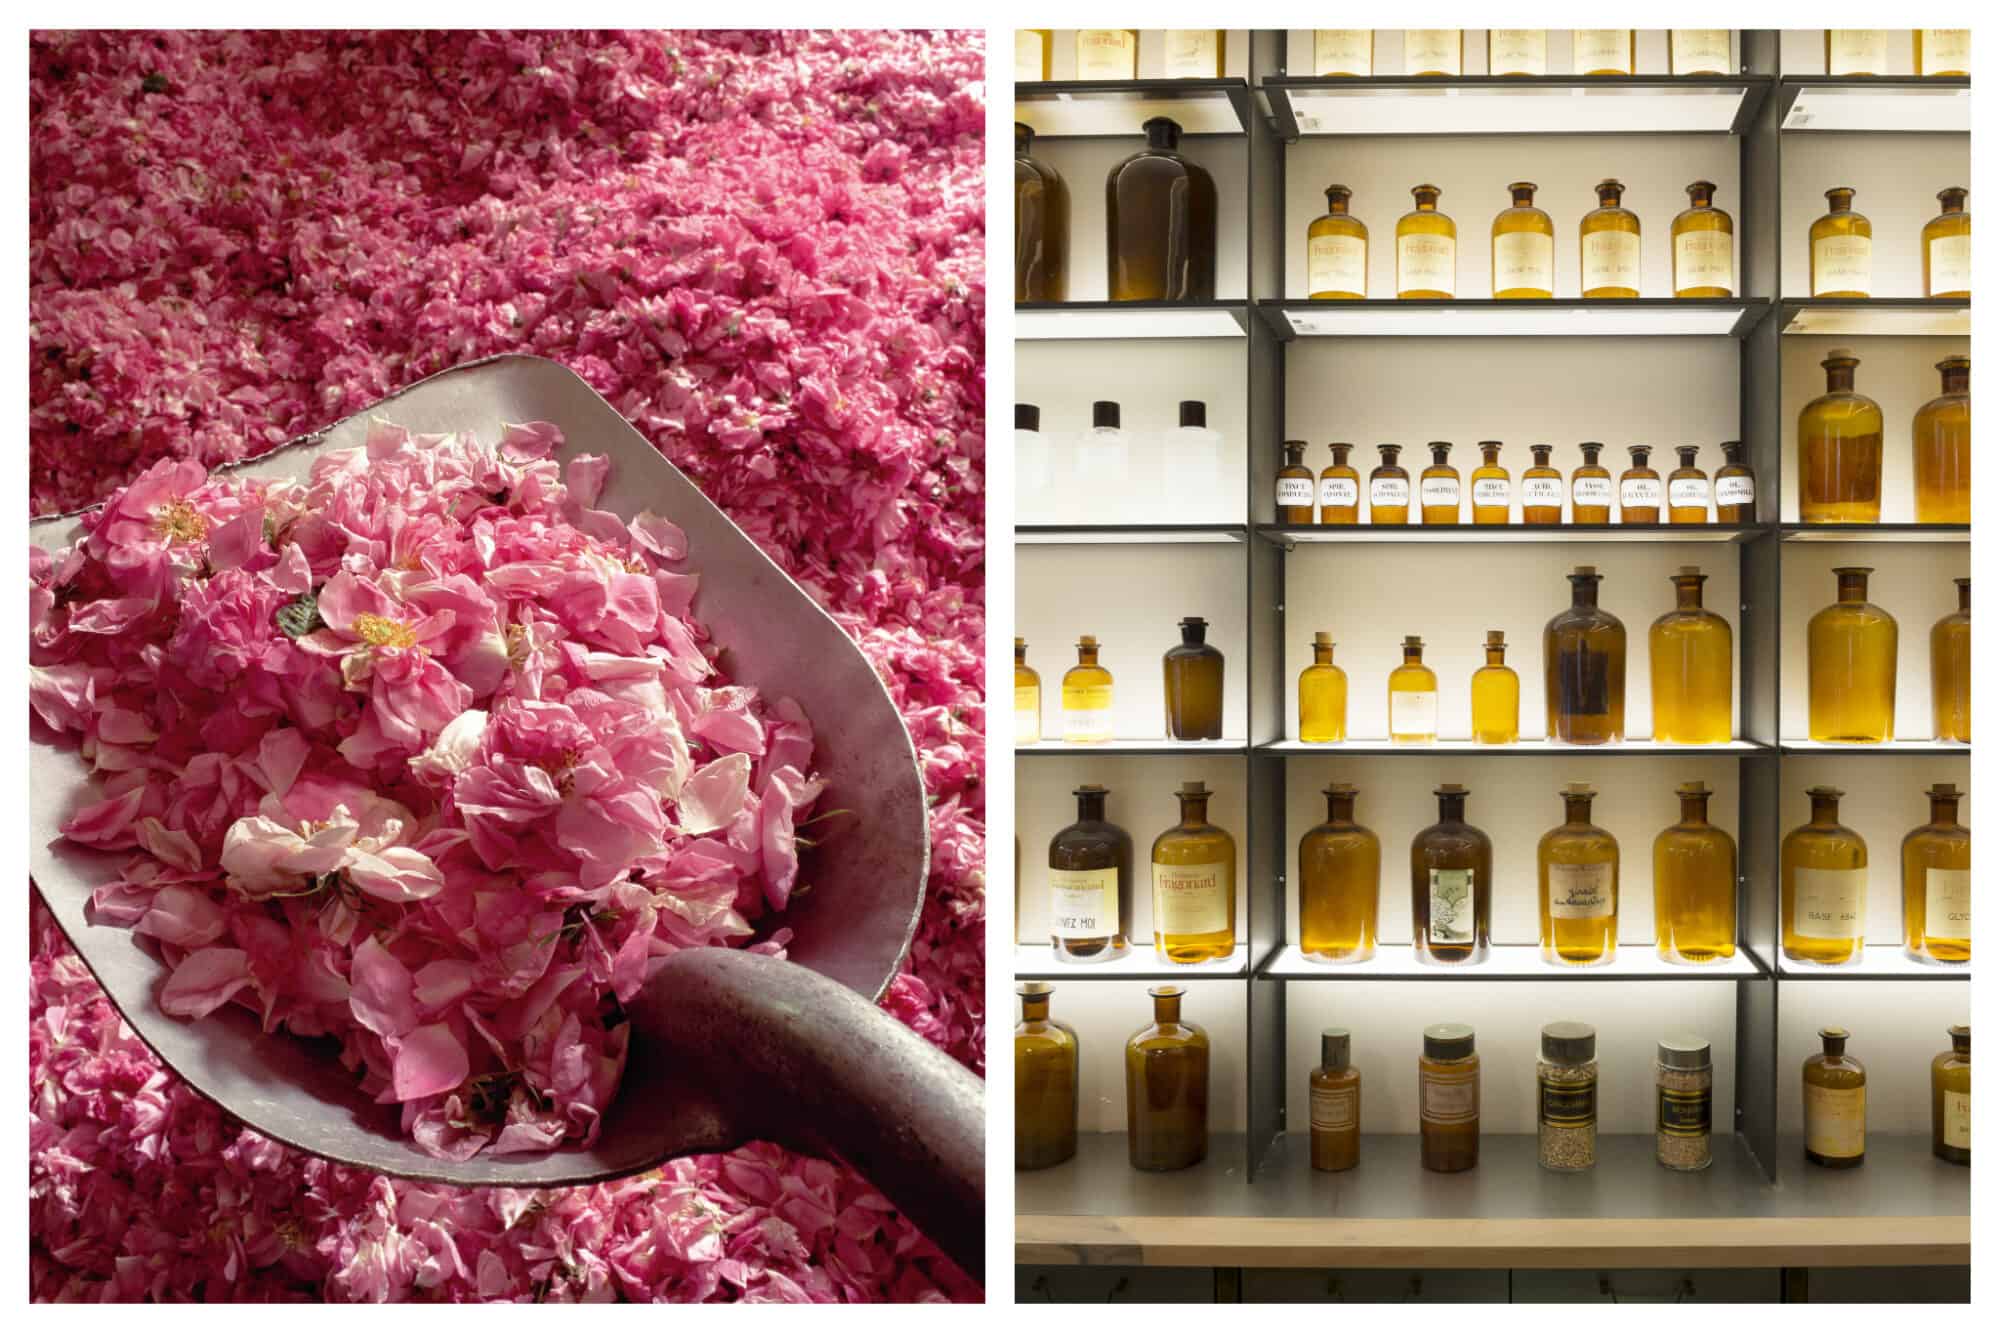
[1179, 616, 1209, 643]
[1541, 1021, 1596, 1065]
[1092, 401, 1120, 429]
[1321, 1028, 1351, 1070]
[1016, 403, 1040, 431]
[1424, 1023, 1475, 1060]
[1179, 400, 1206, 429]
[1143, 115, 1183, 149]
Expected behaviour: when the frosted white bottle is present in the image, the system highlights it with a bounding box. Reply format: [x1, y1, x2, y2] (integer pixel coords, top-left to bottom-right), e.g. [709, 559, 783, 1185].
[1074, 400, 1130, 524]
[1016, 404, 1050, 524]
[1167, 400, 1226, 523]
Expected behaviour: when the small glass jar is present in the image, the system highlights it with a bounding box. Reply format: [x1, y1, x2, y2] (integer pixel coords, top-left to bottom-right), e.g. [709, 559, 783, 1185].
[1418, 1023, 1479, 1172]
[1656, 1034, 1714, 1171]
[1537, 1021, 1597, 1172]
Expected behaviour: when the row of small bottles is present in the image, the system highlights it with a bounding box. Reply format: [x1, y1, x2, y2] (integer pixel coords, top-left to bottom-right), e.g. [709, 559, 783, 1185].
[1804, 1026, 1971, 1169]
[1015, 29, 1232, 82]
[1800, 351, 1969, 524]
[1015, 401, 1231, 525]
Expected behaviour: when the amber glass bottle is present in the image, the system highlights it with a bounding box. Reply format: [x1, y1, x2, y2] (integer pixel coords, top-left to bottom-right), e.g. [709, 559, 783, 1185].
[1151, 780, 1236, 964]
[1318, 442, 1361, 524]
[1369, 444, 1412, 524]
[1307, 185, 1369, 300]
[1105, 117, 1216, 302]
[1808, 567, 1896, 743]
[1015, 30, 1052, 81]
[1313, 30, 1374, 77]
[1672, 181, 1735, 298]
[1404, 30, 1464, 77]
[1570, 442, 1613, 523]
[1014, 637, 1042, 744]
[1782, 786, 1868, 966]
[1538, 783, 1620, 967]
[1650, 567, 1732, 745]
[1470, 441, 1510, 524]
[1654, 781, 1738, 964]
[1298, 632, 1349, 743]
[1418, 1024, 1480, 1172]
[1923, 188, 1970, 299]
[1574, 29, 1635, 75]
[1667, 446, 1710, 524]
[1522, 444, 1564, 523]
[1932, 577, 1970, 742]
[1932, 1026, 1970, 1165]
[1492, 182, 1555, 299]
[1810, 188, 1872, 298]
[1388, 635, 1439, 744]
[1714, 440, 1756, 523]
[1015, 983, 1078, 1170]
[1912, 355, 1969, 523]
[1581, 180, 1642, 298]
[1309, 1029, 1361, 1171]
[1798, 348, 1883, 524]
[1803, 1028, 1866, 1168]
[1546, 566, 1627, 745]
[1299, 783, 1379, 964]
[1163, 617, 1224, 741]
[1826, 30, 1888, 76]
[1049, 783, 1133, 963]
[1419, 442, 1462, 524]
[1162, 30, 1225, 78]
[1670, 30, 1732, 76]
[1619, 445, 1663, 524]
[1076, 29, 1139, 79]
[1061, 636, 1115, 743]
[1396, 185, 1457, 299]
[1412, 784, 1492, 964]
[1487, 29, 1547, 76]
[1276, 440, 1315, 522]
[1126, 985, 1209, 1171]
[1916, 30, 1972, 77]
[1470, 631, 1519, 745]
[1014, 123, 1070, 302]
[1903, 782, 1969, 965]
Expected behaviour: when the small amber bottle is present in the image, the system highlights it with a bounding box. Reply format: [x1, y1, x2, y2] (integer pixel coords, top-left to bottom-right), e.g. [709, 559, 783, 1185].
[1810, 188, 1873, 298]
[1469, 441, 1510, 524]
[1537, 783, 1620, 967]
[1162, 617, 1224, 741]
[1418, 1024, 1479, 1172]
[1798, 348, 1883, 525]
[1902, 782, 1969, 965]
[1807, 567, 1897, 743]
[1369, 444, 1411, 524]
[1014, 637, 1042, 744]
[1419, 441, 1462, 525]
[1574, 29, 1634, 76]
[1388, 635, 1439, 744]
[1318, 443, 1361, 524]
[1570, 442, 1613, 523]
[1309, 1029, 1361, 1171]
[1522, 444, 1564, 524]
[1931, 577, 1970, 743]
[1912, 355, 1969, 524]
[1782, 786, 1868, 967]
[1404, 30, 1464, 77]
[1803, 1027, 1866, 1169]
[1650, 566, 1733, 745]
[1307, 185, 1369, 300]
[1015, 983, 1079, 1170]
[1125, 985, 1209, 1171]
[1654, 781, 1738, 964]
[1299, 783, 1379, 964]
[1150, 780, 1236, 964]
[1667, 446, 1710, 524]
[1714, 439, 1756, 523]
[1061, 636, 1115, 743]
[1932, 1026, 1970, 1166]
[1469, 631, 1519, 745]
[1545, 565, 1628, 746]
[1922, 188, 1970, 300]
[1618, 445, 1663, 525]
[1298, 632, 1349, 743]
[1580, 179, 1642, 299]
[1277, 440, 1316, 523]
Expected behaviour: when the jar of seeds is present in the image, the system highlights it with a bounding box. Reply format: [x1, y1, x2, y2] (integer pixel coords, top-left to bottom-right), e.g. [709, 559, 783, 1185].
[1537, 1021, 1597, 1171]
[1657, 1034, 1713, 1171]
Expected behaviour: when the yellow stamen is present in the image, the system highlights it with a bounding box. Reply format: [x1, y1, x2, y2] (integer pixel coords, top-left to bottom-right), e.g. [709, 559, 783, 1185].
[352, 613, 417, 650]
[152, 498, 209, 544]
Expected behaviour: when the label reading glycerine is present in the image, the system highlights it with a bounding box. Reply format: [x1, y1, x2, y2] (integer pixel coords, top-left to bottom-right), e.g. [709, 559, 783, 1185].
[1493, 231, 1553, 293]
[1547, 861, 1614, 919]
[1308, 234, 1367, 296]
[1812, 235, 1873, 296]
[1049, 867, 1116, 940]
[1926, 868, 1971, 940]
[1154, 860, 1230, 936]
[1792, 866, 1865, 941]
[1583, 231, 1641, 293]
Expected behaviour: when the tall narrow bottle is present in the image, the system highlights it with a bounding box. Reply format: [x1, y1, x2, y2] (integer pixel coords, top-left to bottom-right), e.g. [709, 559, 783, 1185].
[1015, 637, 1042, 744]
[1916, 30, 1972, 78]
[1671, 180, 1735, 298]
[1803, 1029, 1866, 1170]
[1276, 440, 1315, 523]
[1105, 116, 1216, 302]
[1714, 440, 1756, 523]
[1522, 444, 1564, 524]
[1902, 782, 1969, 965]
[1299, 783, 1379, 964]
[1782, 786, 1868, 966]
[1298, 632, 1349, 743]
[1075, 28, 1139, 79]
[1162, 617, 1224, 741]
[1667, 446, 1710, 524]
[1388, 635, 1439, 744]
[1076, 400, 1130, 510]
[1932, 577, 1970, 742]
[1369, 444, 1411, 524]
[1570, 442, 1613, 523]
[1469, 441, 1510, 524]
[1307, 185, 1369, 300]
[1619, 445, 1663, 524]
[1015, 983, 1079, 1170]
[1545, 566, 1627, 745]
[1419, 441, 1462, 524]
[1313, 30, 1374, 77]
[1670, 30, 1732, 76]
[1015, 30, 1052, 81]
[1048, 783, 1133, 962]
[1798, 348, 1883, 524]
[1932, 1026, 1970, 1166]
[1923, 188, 1970, 298]
[1396, 185, 1457, 299]
[1412, 784, 1492, 965]
[1309, 1029, 1362, 1171]
[1318, 442, 1361, 524]
[1125, 986, 1209, 1170]
[1151, 780, 1236, 964]
[1162, 30, 1224, 78]
[1808, 567, 1896, 743]
[1912, 355, 1969, 523]
[1487, 29, 1547, 77]
[1810, 188, 1872, 298]
[1014, 123, 1070, 302]
[1061, 636, 1115, 743]
[1580, 180, 1641, 298]
[1492, 182, 1555, 299]
[1469, 630, 1519, 745]
[1825, 30, 1888, 77]
[1538, 783, 1620, 967]
[1404, 29, 1463, 76]
[1654, 781, 1738, 964]
[1650, 566, 1732, 744]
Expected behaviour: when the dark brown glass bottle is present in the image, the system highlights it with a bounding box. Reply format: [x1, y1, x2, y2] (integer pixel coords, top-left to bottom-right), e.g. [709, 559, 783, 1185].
[1412, 783, 1492, 965]
[1803, 1027, 1866, 1169]
[1619, 445, 1662, 524]
[1545, 565, 1627, 745]
[1714, 439, 1756, 523]
[1126, 985, 1209, 1170]
[1571, 442, 1613, 523]
[1163, 617, 1224, 740]
[1048, 784, 1133, 963]
[1276, 440, 1316, 523]
[1309, 1028, 1362, 1171]
[1015, 983, 1079, 1170]
[1419, 1024, 1480, 1172]
[1369, 444, 1412, 525]
[1105, 116, 1217, 303]
[1014, 122, 1070, 302]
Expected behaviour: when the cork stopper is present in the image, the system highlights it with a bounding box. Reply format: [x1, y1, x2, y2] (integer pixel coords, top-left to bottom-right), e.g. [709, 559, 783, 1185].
[1818, 1026, 1849, 1056]
[1484, 630, 1506, 648]
[1658, 1034, 1712, 1069]
[1015, 636, 1027, 649]
[1806, 785, 1846, 799]
[1320, 1027, 1351, 1070]
[1434, 782, 1469, 798]
[1676, 780, 1713, 799]
[1402, 634, 1425, 652]
[1541, 1021, 1596, 1064]
[1324, 782, 1359, 799]
[1821, 347, 1859, 370]
[1176, 780, 1210, 799]
[1423, 1023, 1475, 1060]
[1017, 981, 1053, 999]
[1927, 782, 1964, 800]
[1312, 631, 1334, 648]
[1571, 565, 1599, 578]
[1178, 400, 1206, 429]
[1561, 782, 1597, 798]
[1076, 634, 1099, 648]
[1148, 984, 1187, 999]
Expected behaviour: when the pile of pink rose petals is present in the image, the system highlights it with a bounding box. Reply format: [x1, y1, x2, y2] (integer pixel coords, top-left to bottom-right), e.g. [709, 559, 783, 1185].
[30, 28, 984, 1302]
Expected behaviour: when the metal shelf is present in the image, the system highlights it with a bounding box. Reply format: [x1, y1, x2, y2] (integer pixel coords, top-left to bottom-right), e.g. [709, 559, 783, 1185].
[1014, 943, 1252, 981]
[1777, 739, 1971, 756]
[1259, 522, 1767, 546]
[1262, 75, 1770, 139]
[1778, 522, 1969, 543]
[1017, 301, 1250, 341]
[1260, 942, 1763, 981]
[1772, 944, 1968, 982]
[1778, 76, 1971, 134]
[1015, 78, 1252, 138]
[1779, 298, 1969, 338]
[1259, 298, 1767, 339]
[1017, 524, 1248, 546]
[1258, 738, 1774, 757]
[1016, 739, 1251, 757]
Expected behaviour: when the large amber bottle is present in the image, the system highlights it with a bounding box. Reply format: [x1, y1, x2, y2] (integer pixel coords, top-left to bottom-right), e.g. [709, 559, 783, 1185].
[1395, 185, 1457, 299]
[1307, 185, 1369, 300]
[1014, 637, 1042, 744]
[1015, 983, 1079, 1170]
[1412, 783, 1492, 965]
[1388, 635, 1439, 744]
[1151, 781, 1236, 964]
[1807, 567, 1897, 743]
[1061, 636, 1116, 743]
[1538, 783, 1620, 967]
[1798, 348, 1883, 524]
[1618, 445, 1663, 525]
[1419, 441, 1462, 524]
[1932, 577, 1970, 742]
[1650, 566, 1732, 745]
[1667, 446, 1711, 525]
[1782, 786, 1868, 966]
[1492, 182, 1555, 299]
[1105, 116, 1217, 302]
[1522, 444, 1564, 523]
[1570, 442, 1613, 523]
[1162, 617, 1224, 741]
[1545, 566, 1627, 745]
[1932, 1026, 1970, 1165]
[1298, 632, 1349, 742]
[1048, 783, 1133, 962]
[1125, 985, 1209, 1171]
[1671, 181, 1735, 298]
[1014, 123, 1070, 302]
[1912, 355, 1969, 523]
[1580, 179, 1642, 299]
[1804, 1028, 1866, 1168]
[1318, 442, 1361, 524]
[1470, 441, 1511, 524]
[1714, 440, 1757, 523]
[1369, 444, 1412, 524]
[1902, 782, 1969, 965]
[1923, 188, 1970, 299]
[1810, 188, 1872, 298]
[1299, 783, 1379, 964]
[1470, 631, 1519, 744]
[1654, 781, 1738, 964]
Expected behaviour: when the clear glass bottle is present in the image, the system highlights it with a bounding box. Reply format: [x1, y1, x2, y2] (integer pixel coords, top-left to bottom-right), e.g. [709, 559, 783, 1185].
[1808, 567, 1897, 743]
[1651, 566, 1732, 744]
[1075, 28, 1139, 80]
[1313, 30, 1375, 78]
[1016, 403, 1050, 519]
[1932, 577, 1970, 742]
[1412, 784, 1492, 965]
[1619, 445, 1663, 525]
[1125, 985, 1209, 1171]
[1419, 441, 1462, 524]
[1470, 630, 1519, 745]
[1810, 188, 1873, 298]
[1714, 440, 1756, 523]
[1545, 565, 1627, 745]
[1151, 780, 1236, 964]
[1487, 29, 1547, 77]
[1580, 179, 1642, 298]
[1654, 781, 1738, 964]
[1369, 444, 1411, 524]
[1670, 180, 1735, 298]
[1014, 29, 1053, 82]
[1015, 983, 1078, 1170]
[1307, 185, 1369, 300]
[1298, 632, 1349, 743]
[1923, 188, 1970, 299]
[1162, 30, 1224, 79]
[1782, 786, 1868, 966]
[1309, 1029, 1361, 1171]
[1522, 444, 1564, 524]
[1469, 441, 1510, 524]
[1299, 783, 1379, 964]
[1105, 116, 1216, 302]
[1014, 123, 1070, 302]
[1670, 30, 1732, 76]
[1538, 784, 1620, 967]
[1277, 439, 1316, 523]
[1537, 1022, 1598, 1172]
[1388, 634, 1439, 744]
[1492, 182, 1555, 299]
[1049, 783, 1133, 962]
[1162, 617, 1223, 742]
[1318, 442, 1361, 524]
[1916, 30, 1972, 78]
[1396, 185, 1457, 299]
[1168, 401, 1226, 522]
[1061, 635, 1115, 743]
[1667, 446, 1711, 524]
[1418, 1024, 1479, 1171]
[1803, 1027, 1866, 1168]
[1014, 637, 1042, 744]
[1798, 348, 1882, 524]
[1404, 29, 1463, 76]
[1574, 29, 1635, 76]
[1903, 782, 1969, 965]
[1570, 442, 1613, 523]
[1912, 355, 1969, 522]
[1076, 400, 1130, 512]
[1825, 30, 1888, 77]
[1932, 1026, 1970, 1165]
[1656, 1036, 1714, 1171]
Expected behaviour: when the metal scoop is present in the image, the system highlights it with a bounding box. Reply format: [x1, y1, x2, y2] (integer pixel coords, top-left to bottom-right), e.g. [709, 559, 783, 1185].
[28, 356, 984, 1281]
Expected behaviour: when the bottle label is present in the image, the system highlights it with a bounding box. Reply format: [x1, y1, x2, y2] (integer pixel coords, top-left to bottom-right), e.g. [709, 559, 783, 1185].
[1308, 233, 1367, 296]
[1014, 684, 1040, 743]
[1675, 229, 1734, 295]
[1403, 29, 1461, 75]
[1492, 231, 1553, 294]
[1488, 30, 1546, 76]
[1620, 476, 1662, 510]
[1572, 475, 1613, 507]
[1539, 1073, 1597, 1127]
[1827, 30, 1888, 76]
[1420, 1065, 1478, 1123]
[1161, 30, 1219, 78]
[1926, 868, 1971, 939]
[1943, 1090, 1970, 1149]
[1472, 478, 1511, 508]
[1547, 861, 1614, 919]
[1929, 234, 1971, 295]
[1319, 476, 1359, 509]
[1310, 1084, 1359, 1133]
[1804, 1083, 1865, 1158]
[1153, 860, 1230, 936]
[1582, 231, 1640, 293]
[1812, 234, 1872, 296]
[1792, 866, 1865, 940]
[1370, 476, 1411, 508]
[1314, 30, 1372, 77]
[1397, 234, 1456, 296]
[1420, 476, 1461, 509]
[1391, 689, 1437, 737]
[1075, 29, 1136, 80]
[1428, 867, 1475, 943]
[1715, 474, 1755, 508]
[1920, 30, 1971, 74]
[1277, 477, 1316, 508]
[1049, 867, 1116, 940]
[1670, 478, 1711, 509]
[1658, 1085, 1712, 1136]
[1014, 30, 1046, 81]
[1671, 30, 1731, 76]
[1523, 475, 1565, 507]
[1574, 30, 1632, 73]
[1062, 683, 1113, 741]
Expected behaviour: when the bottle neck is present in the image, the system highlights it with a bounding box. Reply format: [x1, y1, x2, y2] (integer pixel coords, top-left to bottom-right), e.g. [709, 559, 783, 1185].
[1146, 122, 1178, 152]
[1179, 795, 1211, 826]
[1437, 794, 1465, 823]
[1822, 1036, 1847, 1058]
[1511, 188, 1535, 208]
[1628, 453, 1653, 473]
[1836, 573, 1869, 604]
[1312, 643, 1332, 665]
[1532, 448, 1552, 468]
[1826, 365, 1856, 393]
[1021, 996, 1050, 1023]
[1941, 194, 1965, 216]
[1677, 451, 1700, 472]
[1153, 994, 1183, 1024]
[1688, 187, 1714, 209]
[1413, 196, 1437, 213]
[1679, 794, 1711, 824]
[1429, 448, 1451, 467]
[1809, 795, 1841, 825]
[1327, 793, 1355, 823]
[1076, 793, 1107, 822]
[1181, 623, 1207, 647]
[1597, 188, 1623, 209]
[1827, 195, 1852, 215]
[1284, 449, 1304, 468]
[1077, 645, 1100, 665]
[1480, 446, 1500, 466]
[1674, 579, 1705, 611]
[1330, 445, 1352, 467]
[1580, 447, 1601, 466]
[1015, 644, 1027, 665]
[1958, 582, 1971, 614]
[1569, 576, 1600, 608]
[1942, 366, 1969, 395]
[1402, 646, 1424, 667]
[1327, 194, 1349, 216]
[1484, 645, 1506, 666]
[1379, 450, 1401, 470]
[1931, 796, 1961, 826]
[1563, 795, 1594, 825]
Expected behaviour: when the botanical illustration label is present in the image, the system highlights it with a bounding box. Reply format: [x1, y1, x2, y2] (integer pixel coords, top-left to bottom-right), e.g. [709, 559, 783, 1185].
[1318, 476, 1359, 509]
[1420, 476, 1462, 509]
[1075, 29, 1136, 80]
[1472, 478, 1511, 508]
[1582, 231, 1640, 293]
[1620, 476, 1663, 510]
[1153, 860, 1230, 936]
[1370, 476, 1411, 508]
[1715, 474, 1755, 508]
[1307, 234, 1367, 296]
[1313, 30, 1372, 77]
[1669, 478, 1711, 509]
[1539, 1073, 1596, 1126]
[1522, 475, 1565, 507]
[1929, 234, 1971, 294]
[1671, 30, 1732, 76]
[1162, 30, 1220, 78]
[1013, 684, 1040, 742]
[1812, 234, 1872, 296]
[1277, 477, 1316, 508]
[1049, 867, 1116, 940]
[1675, 230, 1734, 294]
[1658, 1085, 1713, 1136]
[1428, 868, 1475, 943]
[1397, 234, 1456, 295]
[1826, 30, 1888, 76]
[1925, 868, 1971, 940]
[1062, 683, 1113, 741]
[1487, 29, 1547, 76]
[1573, 30, 1632, 73]
[1492, 231, 1554, 293]
[1403, 29, 1461, 75]
[1792, 866, 1865, 940]
[1310, 1084, 1359, 1132]
[1547, 861, 1613, 919]
[1014, 30, 1046, 81]
[1420, 1066, 1478, 1123]
[1920, 30, 1972, 74]
[1571, 475, 1613, 507]
[1943, 1090, 1970, 1149]
[1804, 1083, 1865, 1158]
[1391, 689, 1438, 738]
